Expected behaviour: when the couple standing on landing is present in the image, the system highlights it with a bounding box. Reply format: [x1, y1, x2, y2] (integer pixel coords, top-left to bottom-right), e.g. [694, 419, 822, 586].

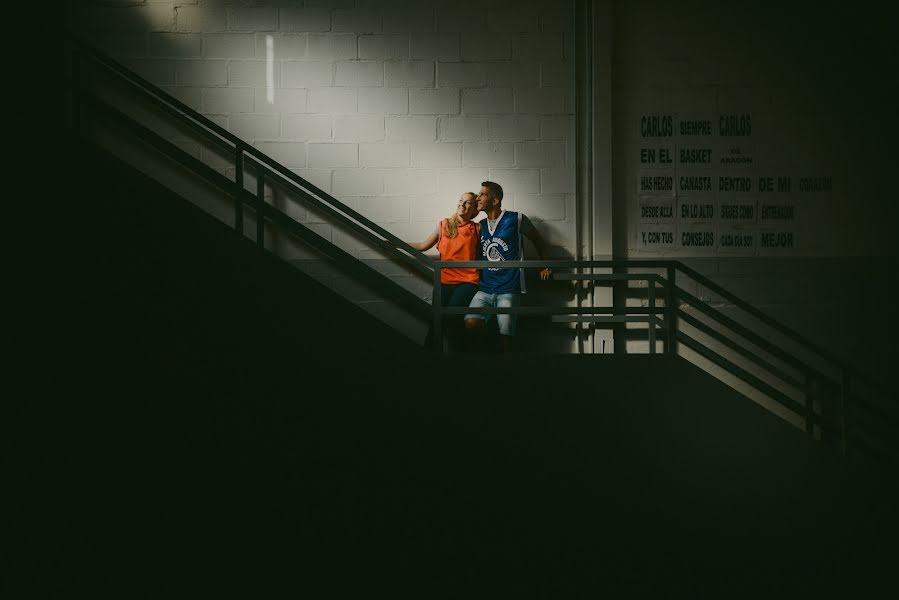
[407, 181, 552, 353]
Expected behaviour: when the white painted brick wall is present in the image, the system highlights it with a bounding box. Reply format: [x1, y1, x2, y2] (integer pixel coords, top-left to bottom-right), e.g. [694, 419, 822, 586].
[385, 169, 437, 196]
[540, 62, 574, 88]
[279, 8, 331, 33]
[463, 142, 515, 167]
[485, 168, 540, 195]
[282, 115, 331, 140]
[513, 34, 564, 60]
[436, 7, 485, 32]
[334, 115, 384, 142]
[489, 116, 539, 141]
[515, 89, 565, 114]
[486, 62, 539, 88]
[411, 143, 461, 168]
[68, 0, 576, 262]
[150, 33, 202, 58]
[309, 143, 358, 168]
[540, 168, 575, 194]
[437, 168, 490, 199]
[257, 34, 307, 60]
[175, 5, 227, 33]
[539, 116, 574, 141]
[461, 36, 511, 61]
[437, 63, 487, 88]
[540, 6, 573, 33]
[335, 61, 384, 87]
[358, 88, 408, 114]
[203, 88, 254, 114]
[357, 196, 411, 223]
[176, 60, 227, 86]
[230, 114, 280, 141]
[486, 7, 540, 33]
[332, 169, 385, 196]
[292, 169, 332, 195]
[406, 195, 445, 224]
[515, 194, 566, 221]
[386, 116, 436, 141]
[386, 61, 434, 88]
[360, 143, 411, 167]
[308, 88, 357, 113]
[380, 8, 434, 33]
[359, 34, 410, 59]
[462, 89, 513, 115]
[438, 117, 488, 142]
[332, 9, 382, 33]
[228, 7, 278, 32]
[254, 88, 307, 114]
[165, 86, 202, 111]
[411, 33, 459, 61]
[307, 35, 358, 60]
[203, 34, 255, 58]
[229, 60, 278, 87]
[282, 61, 333, 88]
[516, 142, 565, 167]
[410, 89, 459, 115]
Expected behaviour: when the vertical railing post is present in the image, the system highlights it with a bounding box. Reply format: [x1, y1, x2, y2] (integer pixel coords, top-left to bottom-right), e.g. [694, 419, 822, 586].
[840, 369, 850, 457]
[819, 378, 839, 449]
[70, 48, 81, 135]
[256, 167, 265, 249]
[665, 266, 677, 356]
[804, 373, 816, 437]
[432, 265, 443, 353]
[647, 275, 656, 355]
[235, 145, 244, 234]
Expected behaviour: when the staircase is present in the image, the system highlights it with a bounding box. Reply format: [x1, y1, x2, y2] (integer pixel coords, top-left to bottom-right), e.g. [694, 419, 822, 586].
[53, 33, 899, 594]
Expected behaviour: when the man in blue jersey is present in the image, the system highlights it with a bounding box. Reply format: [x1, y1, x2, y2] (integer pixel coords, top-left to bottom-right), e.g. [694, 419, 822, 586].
[464, 181, 553, 352]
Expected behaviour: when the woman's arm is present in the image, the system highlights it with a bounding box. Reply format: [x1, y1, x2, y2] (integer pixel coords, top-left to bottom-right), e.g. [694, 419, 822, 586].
[406, 230, 439, 252]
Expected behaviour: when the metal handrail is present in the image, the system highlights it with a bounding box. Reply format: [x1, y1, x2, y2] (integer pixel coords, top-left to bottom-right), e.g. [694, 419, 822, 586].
[81, 94, 432, 321]
[673, 261, 884, 391]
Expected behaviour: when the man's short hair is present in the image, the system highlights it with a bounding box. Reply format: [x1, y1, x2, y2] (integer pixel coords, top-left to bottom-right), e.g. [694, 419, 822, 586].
[481, 181, 503, 201]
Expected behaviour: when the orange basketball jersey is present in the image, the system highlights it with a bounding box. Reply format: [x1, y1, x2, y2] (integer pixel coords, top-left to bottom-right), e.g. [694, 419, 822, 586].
[436, 219, 480, 285]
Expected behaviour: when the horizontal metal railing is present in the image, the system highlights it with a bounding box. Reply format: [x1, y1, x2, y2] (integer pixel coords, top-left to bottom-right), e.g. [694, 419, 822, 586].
[430, 260, 895, 464]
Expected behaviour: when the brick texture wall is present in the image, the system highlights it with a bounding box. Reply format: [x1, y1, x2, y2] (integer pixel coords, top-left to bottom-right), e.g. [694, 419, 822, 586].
[65, 0, 576, 258]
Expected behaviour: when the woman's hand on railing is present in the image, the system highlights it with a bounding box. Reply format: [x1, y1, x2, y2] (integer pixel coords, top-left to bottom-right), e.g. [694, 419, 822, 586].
[539, 267, 553, 281]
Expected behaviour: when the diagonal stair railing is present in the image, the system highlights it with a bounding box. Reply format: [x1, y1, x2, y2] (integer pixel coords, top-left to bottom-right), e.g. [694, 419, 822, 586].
[64, 32, 435, 327]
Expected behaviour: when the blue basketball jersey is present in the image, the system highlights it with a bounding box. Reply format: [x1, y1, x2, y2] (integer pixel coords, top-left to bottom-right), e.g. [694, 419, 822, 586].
[479, 210, 526, 294]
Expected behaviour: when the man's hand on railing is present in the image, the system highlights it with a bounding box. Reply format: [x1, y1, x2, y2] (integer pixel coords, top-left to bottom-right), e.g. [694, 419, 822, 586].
[539, 267, 553, 281]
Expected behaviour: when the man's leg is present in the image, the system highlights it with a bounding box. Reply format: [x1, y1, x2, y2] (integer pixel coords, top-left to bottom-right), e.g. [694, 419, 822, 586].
[464, 291, 491, 352]
[495, 294, 520, 353]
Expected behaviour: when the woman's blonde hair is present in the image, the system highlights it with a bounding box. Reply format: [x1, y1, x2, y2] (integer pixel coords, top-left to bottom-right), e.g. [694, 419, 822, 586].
[443, 192, 477, 239]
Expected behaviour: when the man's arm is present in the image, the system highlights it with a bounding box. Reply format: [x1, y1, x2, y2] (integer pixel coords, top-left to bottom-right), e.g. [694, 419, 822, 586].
[520, 215, 552, 281]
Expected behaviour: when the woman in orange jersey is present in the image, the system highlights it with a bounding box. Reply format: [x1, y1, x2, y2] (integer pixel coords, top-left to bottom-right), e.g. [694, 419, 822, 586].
[406, 191, 480, 351]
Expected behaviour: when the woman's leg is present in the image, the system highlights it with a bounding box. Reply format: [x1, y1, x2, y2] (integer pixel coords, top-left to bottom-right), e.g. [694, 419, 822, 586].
[445, 283, 478, 352]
